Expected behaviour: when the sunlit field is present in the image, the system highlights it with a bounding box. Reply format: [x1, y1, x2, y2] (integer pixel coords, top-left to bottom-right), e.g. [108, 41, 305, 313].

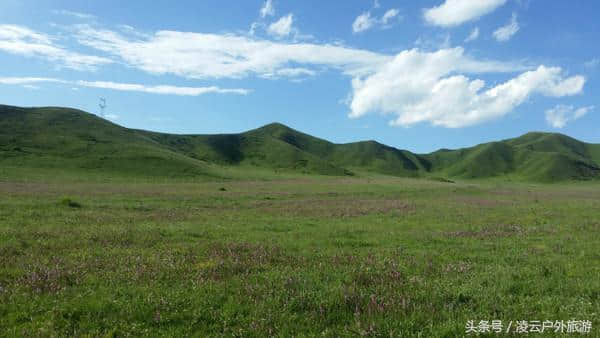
[1, 174, 598, 336]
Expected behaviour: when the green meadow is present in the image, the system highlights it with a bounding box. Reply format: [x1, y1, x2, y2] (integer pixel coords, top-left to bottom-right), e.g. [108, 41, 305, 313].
[1, 174, 598, 336]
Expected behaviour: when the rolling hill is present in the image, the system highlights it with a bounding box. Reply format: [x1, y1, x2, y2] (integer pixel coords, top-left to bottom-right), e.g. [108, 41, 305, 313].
[424, 132, 600, 181]
[1, 104, 598, 182]
[0, 105, 223, 178]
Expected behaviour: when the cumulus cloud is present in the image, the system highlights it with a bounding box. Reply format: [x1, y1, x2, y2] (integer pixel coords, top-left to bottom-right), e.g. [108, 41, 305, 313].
[0, 76, 249, 96]
[65, 24, 586, 129]
[0, 24, 112, 70]
[254, 0, 308, 40]
[267, 14, 294, 37]
[382, 9, 400, 25]
[352, 12, 375, 33]
[493, 13, 519, 42]
[465, 27, 480, 42]
[353, 9, 401, 33]
[348, 48, 585, 128]
[545, 105, 592, 128]
[260, 0, 275, 18]
[424, 0, 507, 27]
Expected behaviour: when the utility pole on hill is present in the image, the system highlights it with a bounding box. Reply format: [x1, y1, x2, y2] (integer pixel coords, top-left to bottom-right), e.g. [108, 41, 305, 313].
[99, 98, 107, 118]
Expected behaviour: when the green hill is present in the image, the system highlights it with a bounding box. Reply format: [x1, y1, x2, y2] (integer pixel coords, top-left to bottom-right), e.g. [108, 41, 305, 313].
[1, 104, 599, 182]
[138, 123, 348, 175]
[424, 133, 600, 181]
[0, 105, 222, 179]
[125, 122, 429, 177]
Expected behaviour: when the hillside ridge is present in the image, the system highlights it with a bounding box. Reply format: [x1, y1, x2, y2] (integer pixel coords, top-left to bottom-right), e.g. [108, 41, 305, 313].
[1, 104, 599, 181]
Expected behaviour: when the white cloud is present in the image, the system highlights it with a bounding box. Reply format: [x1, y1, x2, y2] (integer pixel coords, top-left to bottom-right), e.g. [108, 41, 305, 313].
[373, 0, 381, 9]
[493, 13, 519, 42]
[260, 0, 275, 18]
[465, 27, 480, 42]
[0, 24, 112, 70]
[248, 22, 262, 35]
[74, 25, 391, 79]
[116, 24, 151, 39]
[382, 9, 400, 25]
[353, 12, 375, 33]
[69, 24, 586, 129]
[277, 68, 315, 77]
[545, 105, 592, 128]
[266, 67, 317, 78]
[104, 113, 119, 120]
[0, 77, 62, 89]
[348, 48, 585, 128]
[0, 76, 65, 85]
[267, 14, 294, 37]
[424, 0, 507, 27]
[77, 81, 251, 96]
[0, 76, 249, 96]
[52, 10, 95, 20]
[353, 9, 400, 33]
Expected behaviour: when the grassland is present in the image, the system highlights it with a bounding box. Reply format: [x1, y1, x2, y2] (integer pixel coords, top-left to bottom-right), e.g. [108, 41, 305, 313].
[1, 172, 598, 336]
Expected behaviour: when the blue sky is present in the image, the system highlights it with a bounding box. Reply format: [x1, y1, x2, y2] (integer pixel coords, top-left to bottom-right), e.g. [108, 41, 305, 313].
[0, 0, 598, 153]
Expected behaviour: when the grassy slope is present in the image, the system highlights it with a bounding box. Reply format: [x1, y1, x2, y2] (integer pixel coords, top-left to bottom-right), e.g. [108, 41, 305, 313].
[424, 133, 600, 182]
[1, 105, 599, 181]
[0, 105, 223, 179]
[241, 123, 428, 176]
[146, 123, 429, 177]
[589, 143, 600, 164]
[143, 130, 347, 176]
